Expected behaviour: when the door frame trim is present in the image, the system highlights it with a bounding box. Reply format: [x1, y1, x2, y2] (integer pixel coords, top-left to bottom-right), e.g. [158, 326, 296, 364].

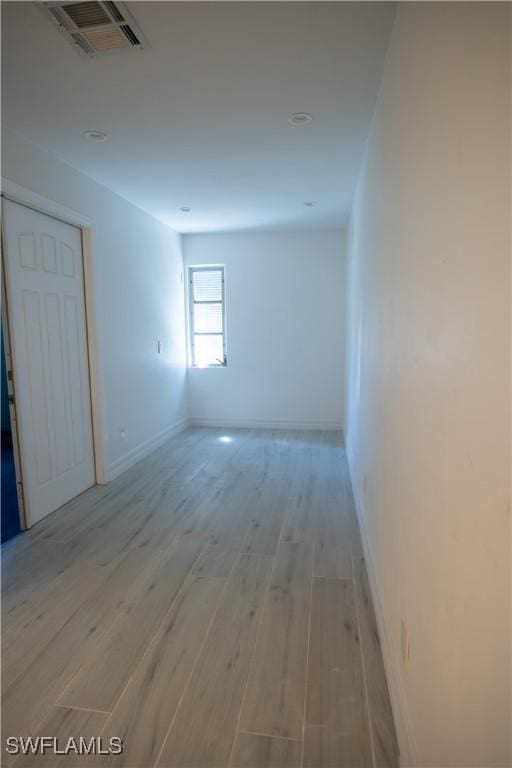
[0, 264, 27, 530]
[1, 177, 109, 487]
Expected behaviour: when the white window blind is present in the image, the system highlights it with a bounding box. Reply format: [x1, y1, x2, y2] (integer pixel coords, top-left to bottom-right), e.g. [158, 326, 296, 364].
[189, 267, 226, 366]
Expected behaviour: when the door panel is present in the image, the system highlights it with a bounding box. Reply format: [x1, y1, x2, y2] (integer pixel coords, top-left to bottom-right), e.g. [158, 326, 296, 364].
[2, 199, 95, 526]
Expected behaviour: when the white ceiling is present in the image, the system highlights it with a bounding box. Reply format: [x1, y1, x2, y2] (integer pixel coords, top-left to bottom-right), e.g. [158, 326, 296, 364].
[2, 1, 395, 233]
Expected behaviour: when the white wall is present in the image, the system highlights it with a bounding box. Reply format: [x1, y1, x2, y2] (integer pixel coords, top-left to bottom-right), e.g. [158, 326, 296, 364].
[344, 4, 511, 766]
[2, 126, 188, 479]
[184, 230, 345, 429]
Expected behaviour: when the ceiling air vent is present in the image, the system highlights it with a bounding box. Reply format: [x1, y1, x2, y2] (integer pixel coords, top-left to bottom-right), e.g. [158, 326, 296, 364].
[41, 1, 148, 58]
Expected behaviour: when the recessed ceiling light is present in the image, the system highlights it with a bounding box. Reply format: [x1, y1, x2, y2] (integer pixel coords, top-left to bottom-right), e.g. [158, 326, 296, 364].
[303, 201, 318, 207]
[289, 112, 313, 126]
[179, 206, 192, 213]
[83, 130, 107, 142]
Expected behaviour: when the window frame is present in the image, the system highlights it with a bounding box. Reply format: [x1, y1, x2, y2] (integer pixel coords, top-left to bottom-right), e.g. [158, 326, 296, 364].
[188, 265, 227, 368]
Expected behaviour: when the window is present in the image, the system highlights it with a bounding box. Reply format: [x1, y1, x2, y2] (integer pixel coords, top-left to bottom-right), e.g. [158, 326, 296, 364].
[188, 266, 226, 367]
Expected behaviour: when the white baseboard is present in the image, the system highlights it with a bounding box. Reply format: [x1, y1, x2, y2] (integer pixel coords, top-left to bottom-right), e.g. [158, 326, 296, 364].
[107, 417, 190, 481]
[189, 417, 343, 431]
[346, 444, 419, 768]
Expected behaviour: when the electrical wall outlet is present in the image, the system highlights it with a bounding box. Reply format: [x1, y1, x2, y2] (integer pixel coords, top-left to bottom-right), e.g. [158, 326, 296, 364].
[119, 428, 127, 441]
[157, 340, 163, 354]
[401, 618, 411, 664]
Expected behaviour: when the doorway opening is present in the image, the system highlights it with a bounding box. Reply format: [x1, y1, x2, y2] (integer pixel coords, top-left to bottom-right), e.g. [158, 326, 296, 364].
[1, 321, 21, 543]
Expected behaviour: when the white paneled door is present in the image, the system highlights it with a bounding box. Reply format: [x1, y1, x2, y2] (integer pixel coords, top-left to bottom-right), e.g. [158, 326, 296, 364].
[2, 199, 95, 527]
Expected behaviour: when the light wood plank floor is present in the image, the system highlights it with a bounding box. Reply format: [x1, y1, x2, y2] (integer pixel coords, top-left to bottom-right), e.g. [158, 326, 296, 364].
[1, 428, 399, 768]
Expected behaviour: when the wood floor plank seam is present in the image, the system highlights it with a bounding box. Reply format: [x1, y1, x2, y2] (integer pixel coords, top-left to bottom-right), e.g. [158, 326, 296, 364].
[54, 703, 111, 715]
[300, 533, 316, 768]
[1, 558, 118, 693]
[96, 668, 135, 738]
[237, 544, 313, 740]
[226, 530, 283, 767]
[1, 551, 142, 697]
[93, 564, 218, 741]
[153, 548, 247, 768]
[2, 547, 168, 760]
[52, 546, 173, 712]
[313, 575, 354, 582]
[230, 731, 303, 768]
[352, 556, 399, 767]
[88, 572, 226, 767]
[56, 533, 211, 713]
[227, 455, 295, 767]
[158, 551, 274, 767]
[351, 554, 377, 768]
[8, 706, 109, 768]
[303, 575, 373, 767]
[237, 730, 303, 743]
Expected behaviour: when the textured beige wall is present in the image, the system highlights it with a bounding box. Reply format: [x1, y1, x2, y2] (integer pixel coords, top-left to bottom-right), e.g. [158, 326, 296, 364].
[344, 3, 511, 765]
